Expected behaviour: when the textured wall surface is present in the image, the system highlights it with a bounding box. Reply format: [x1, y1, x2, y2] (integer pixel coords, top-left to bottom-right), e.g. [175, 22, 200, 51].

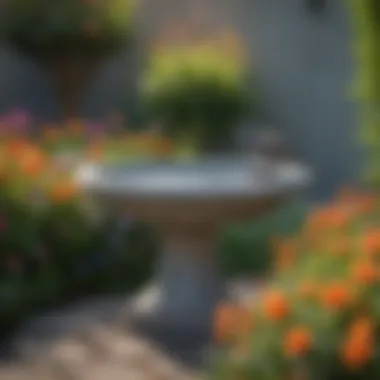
[0, 0, 362, 199]
[236, 0, 362, 199]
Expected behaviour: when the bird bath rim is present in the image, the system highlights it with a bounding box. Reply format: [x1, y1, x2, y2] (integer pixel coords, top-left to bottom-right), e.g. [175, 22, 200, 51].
[74, 154, 313, 200]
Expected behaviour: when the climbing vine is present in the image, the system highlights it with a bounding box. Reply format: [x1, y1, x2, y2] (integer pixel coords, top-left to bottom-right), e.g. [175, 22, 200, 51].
[348, 0, 380, 187]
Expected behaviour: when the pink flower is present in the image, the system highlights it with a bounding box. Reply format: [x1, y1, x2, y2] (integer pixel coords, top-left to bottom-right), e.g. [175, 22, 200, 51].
[87, 122, 104, 137]
[5, 108, 31, 133]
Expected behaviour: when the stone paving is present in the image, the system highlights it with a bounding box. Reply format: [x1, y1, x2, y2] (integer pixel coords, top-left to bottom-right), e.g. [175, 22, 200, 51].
[0, 295, 203, 380]
[1, 324, 201, 380]
[0, 279, 261, 380]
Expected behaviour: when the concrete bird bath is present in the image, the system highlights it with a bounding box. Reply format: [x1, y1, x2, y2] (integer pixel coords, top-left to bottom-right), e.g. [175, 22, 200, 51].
[75, 155, 311, 335]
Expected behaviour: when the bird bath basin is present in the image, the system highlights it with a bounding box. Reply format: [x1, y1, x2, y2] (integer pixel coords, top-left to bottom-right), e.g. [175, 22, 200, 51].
[75, 155, 312, 336]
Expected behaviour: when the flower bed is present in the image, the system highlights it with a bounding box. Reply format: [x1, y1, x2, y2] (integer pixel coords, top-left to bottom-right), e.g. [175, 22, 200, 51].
[212, 188, 380, 380]
[0, 111, 190, 336]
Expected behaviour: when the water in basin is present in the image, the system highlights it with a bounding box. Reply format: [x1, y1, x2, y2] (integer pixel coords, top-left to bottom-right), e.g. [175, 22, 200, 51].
[76, 156, 311, 198]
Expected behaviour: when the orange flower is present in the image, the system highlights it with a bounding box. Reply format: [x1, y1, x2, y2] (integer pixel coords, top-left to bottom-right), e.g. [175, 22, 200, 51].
[351, 261, 378, 285]
[213, 303, 234, 343]
[5, 139, 30, 158]
[263, 290, 290, 321]
[341, 319, 374, 370]
[321, 282, 353, 310]
[328, 208, 352, 229]
[49, 180, 78, 203]
[18, 146, 48, 177]
[213, 303, 253, 344]
[307, 206, 350, 233]
[342, 340, 373, 370]
[363, 229, 380, 255]
[284, 327, 313, 357]
[349, 318, 374, 338]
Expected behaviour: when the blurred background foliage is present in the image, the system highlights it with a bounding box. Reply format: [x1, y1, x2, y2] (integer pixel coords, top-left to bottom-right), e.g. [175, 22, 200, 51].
[219, 199, 308, 278]
[2, 0, 136, 57]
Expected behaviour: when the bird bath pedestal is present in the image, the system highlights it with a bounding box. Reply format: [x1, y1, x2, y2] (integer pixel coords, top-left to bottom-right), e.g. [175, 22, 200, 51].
[75, 156, 311, 336]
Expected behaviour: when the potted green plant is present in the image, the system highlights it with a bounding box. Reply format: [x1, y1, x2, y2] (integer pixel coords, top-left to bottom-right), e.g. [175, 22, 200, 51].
[3, 0, 136, 117]
[141, 30, 251, 153]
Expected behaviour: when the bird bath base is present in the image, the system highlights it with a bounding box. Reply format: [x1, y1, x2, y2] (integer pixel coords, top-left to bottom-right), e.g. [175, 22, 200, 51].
[115, 194, 285, 350]
[76, 157, 312, 350]
[128, 239, 223, 332]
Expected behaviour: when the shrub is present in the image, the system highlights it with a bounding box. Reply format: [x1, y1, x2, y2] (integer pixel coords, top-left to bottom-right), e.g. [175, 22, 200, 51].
[2, 0, 136, 57]
[141, 30, 251, 151]
[212, 189, 380, 380]
[219, 199, 308, 278]
[0, 114, 177, 334]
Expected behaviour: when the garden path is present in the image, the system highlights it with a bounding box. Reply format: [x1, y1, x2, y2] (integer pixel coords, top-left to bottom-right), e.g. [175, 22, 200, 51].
[1, 295, 200, 379]
[0, 279, 261, 379]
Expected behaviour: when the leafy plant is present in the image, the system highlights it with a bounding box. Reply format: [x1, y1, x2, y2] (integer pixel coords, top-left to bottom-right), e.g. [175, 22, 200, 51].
[2, 0, 136, 57]
[219, 199, 308, 278]
[347, 0, 380, 187]
[141, 31, 251, 151]
[0, 113, 169, 334]
[212, 189, 380, 380]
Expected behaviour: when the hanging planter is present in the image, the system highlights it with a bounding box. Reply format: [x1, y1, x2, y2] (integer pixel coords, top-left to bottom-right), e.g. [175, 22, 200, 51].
[4, 0, 137, 118]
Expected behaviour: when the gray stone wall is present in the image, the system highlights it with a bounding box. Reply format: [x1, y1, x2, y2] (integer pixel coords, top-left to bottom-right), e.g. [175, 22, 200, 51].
[0, 0, 362, 199]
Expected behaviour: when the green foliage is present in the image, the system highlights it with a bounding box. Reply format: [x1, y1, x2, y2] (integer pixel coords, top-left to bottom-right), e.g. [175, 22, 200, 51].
[219, 200, 308, 278]
[211, 191, 380, 380]
[0, 196, 159, 335]
[2, 0, 136, 56]
[79, 221, 159, 294]
[141, 43, 251, 150]
[347, 0, 380, 187]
